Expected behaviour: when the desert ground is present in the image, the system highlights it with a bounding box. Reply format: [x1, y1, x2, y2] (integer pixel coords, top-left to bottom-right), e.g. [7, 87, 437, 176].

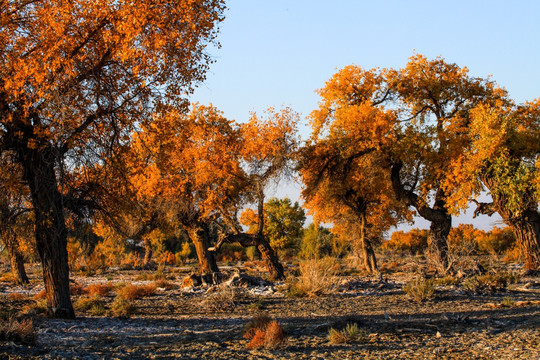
[1, 257, 539, 359]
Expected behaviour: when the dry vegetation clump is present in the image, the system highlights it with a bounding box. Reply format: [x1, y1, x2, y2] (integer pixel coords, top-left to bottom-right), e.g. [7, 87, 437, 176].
[111, 296, 137, 318]
[84, 283, 114, 297]
[74, 295, 106, 316]
[135, 270, 167, 281]
[462, 272, 517, 294]
[201, 286, 239, 312]
[328, 322, 367, 344]
[0, 317, 36, 344]
[21, 299, 48, 316]
[69, 282, 86, 295]
[117, 283, 157, 300]
[403, 277, 436, 302]
[244, 315, 285, 350]
[286, 258, 339, 297]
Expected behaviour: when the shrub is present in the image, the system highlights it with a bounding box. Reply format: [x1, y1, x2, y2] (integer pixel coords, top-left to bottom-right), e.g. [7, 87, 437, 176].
[0, 317, 36, 344]
[403, 278, 436, 302]
[175, 242, 192, 264]
[462, 272, 517, 294]
[286, 257, 339, 297]
[33, 290, 47, 300]
[117, 284, 157, 300]
[328, 322, 367, 344]
[74, 295, 105, 312]
[84, 283, 114, 297]
[202, 286, 238, 312]
[244, 316, 285, 350]
[477, 227, 516, 255]
[111, 296, 136, 318]
[21, 299, 48, 316]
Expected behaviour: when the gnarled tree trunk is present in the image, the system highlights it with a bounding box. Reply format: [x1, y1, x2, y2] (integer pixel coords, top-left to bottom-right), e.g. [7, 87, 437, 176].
[186, 225, 219, 281]
[19, 145, 74, 318]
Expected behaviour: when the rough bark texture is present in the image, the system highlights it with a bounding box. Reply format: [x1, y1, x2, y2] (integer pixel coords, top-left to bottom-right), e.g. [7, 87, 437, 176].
[187, 225, 219, 281]
[19, 145, 74, 318]
[391, 163, 451, 273]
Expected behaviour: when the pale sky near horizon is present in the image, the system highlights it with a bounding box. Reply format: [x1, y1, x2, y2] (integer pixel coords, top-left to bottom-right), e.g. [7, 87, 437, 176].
[190, 0, 540, 232]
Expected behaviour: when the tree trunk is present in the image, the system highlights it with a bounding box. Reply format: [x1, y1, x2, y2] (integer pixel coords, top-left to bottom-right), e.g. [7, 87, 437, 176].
[511, 218, 540, 271]
[19, 146, 74, 318]
[359, 212, 377, 274]
[10, 245, 29, 285]
[187, 225, 219, 281]
[214, 232, 285, 280]
[256, 235, 285, 280]
[391, 163, 451, 273]
[476, 176, 540, 272]
[143, 238, 153, 267]
[427, 214, 451, 272]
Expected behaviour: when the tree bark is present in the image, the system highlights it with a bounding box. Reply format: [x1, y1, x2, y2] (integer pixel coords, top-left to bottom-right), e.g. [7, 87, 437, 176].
[186, 225, 219, 281]
[511, 218, 540, 271]
[19, 145, 74, 318]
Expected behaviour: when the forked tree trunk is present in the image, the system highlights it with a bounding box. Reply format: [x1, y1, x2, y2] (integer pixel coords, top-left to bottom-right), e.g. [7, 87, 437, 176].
[187, 226, 219, 281]
[19, 146, 74, 319]
[359, 212, 377, 274]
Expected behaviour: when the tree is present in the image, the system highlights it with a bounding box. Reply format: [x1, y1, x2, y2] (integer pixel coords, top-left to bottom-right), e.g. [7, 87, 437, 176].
[307, 55, 506, 273]
[445, 101, 540, 271]
[0, 0, 225, 318]
[240, 197, 306, 253]
[301, 101, 409, 273]
[300, 223, 335, 259]
[126, 104, 246, 280]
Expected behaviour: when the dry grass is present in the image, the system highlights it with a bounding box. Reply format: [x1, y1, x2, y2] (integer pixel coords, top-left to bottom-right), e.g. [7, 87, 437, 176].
[201, 286, 238, 312]
[0, 317, 36, 344]
[328, 322, 367, 344]
[462, 272, 514, 294]
[287, 258, 339, 297]
[244, 316, 285, 350]
[404, 278, 436, 302]
[111, 296, 137, 318]
[117, 283, 157, 300]
[74, 295, 105, 312]
[84, 283, 114, 297]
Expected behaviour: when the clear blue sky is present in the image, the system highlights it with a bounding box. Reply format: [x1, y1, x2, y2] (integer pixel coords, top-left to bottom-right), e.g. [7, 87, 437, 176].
[190, 0, 540, 231]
